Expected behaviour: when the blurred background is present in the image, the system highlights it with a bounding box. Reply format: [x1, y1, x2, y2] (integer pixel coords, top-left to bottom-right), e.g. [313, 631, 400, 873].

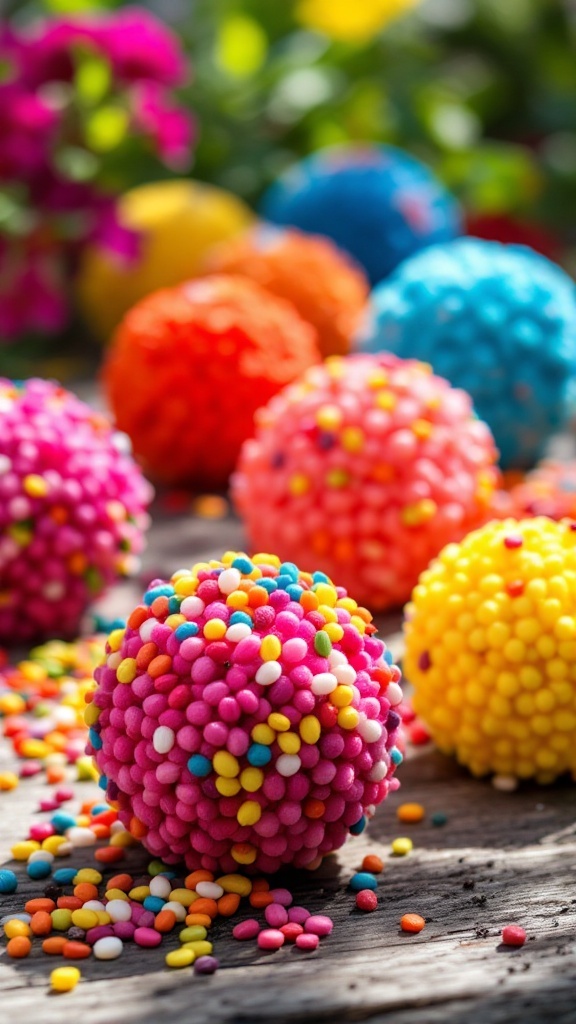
[1, 0, 576, 378]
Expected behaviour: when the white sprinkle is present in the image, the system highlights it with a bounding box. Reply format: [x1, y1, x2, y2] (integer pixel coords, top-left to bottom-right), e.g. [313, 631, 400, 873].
[153, 726, 175, 755]
[368, 760, 388, 782]
[386, 682, 403, 706]
[27, 850, 54, 864]
[492, 774, 519, 792]
[195, 881, 224, 900]
[357, 718, 383, 743]
[328, 650, 347, 668]
[107, 651, 122, 671]
[83, 900, 106, 912]
[0, 913, 30, 926]
[163, 901, 187, 922]
[255, 662, 283, 687]
[93, 936, 124, 960]
[66, 826, 97, 847]
[110, 820, 128, 835]
[43, 581, 65, 601]
[218, 568, 242, 594]
[226, 623, 253, 643]
[149, 875, 172, 899]
[139, 619, 156, 642]
[333, 664, 357, 686]
[276, 754, 302, 777]
[0, 455, 12, 475]
[310, 672, 338, 696]
[180, 596, 205, 619]
[105, 899, 132, 923]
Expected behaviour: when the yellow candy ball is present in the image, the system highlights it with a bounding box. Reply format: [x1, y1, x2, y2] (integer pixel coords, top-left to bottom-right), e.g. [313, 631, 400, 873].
[296, 0, 418, 42]
[77, 179, 254, 341]
[405, 518, 576, 783]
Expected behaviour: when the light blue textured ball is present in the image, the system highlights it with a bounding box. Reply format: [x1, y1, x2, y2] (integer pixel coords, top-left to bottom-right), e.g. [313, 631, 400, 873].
[359, 238, 576, 468]
[261, 144, 462, 286]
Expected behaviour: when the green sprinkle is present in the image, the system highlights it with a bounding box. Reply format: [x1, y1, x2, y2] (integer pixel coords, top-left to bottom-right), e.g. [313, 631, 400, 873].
[314, 630, 332, 656]
[431, 812, 448, 827]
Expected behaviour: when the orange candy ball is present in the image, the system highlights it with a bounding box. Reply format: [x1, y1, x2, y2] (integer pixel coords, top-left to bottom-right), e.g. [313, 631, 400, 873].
[104, 275, 320, 487]
[205, 226, 369, 358]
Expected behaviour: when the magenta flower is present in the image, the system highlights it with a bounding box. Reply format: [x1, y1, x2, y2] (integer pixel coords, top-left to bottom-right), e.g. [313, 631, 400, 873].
[0, 7, 194, 343]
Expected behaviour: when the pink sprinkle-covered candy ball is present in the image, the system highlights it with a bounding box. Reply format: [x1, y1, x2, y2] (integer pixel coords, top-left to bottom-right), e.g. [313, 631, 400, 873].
[233, 354, 500, 611]
[0, 378, 152, 644]
[87, 552, 403, 874]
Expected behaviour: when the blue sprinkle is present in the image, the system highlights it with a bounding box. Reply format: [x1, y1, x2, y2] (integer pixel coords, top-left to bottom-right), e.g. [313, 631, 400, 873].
[391, 747, 403, 766]
[275, 574, 293, 591]
[188, 755, 212, 777]
[143, 895, 166, 913]
[144, 585, 174, 606]
[247, 743, 272, 767]
[384, 649, 394, 665]
[349, 872, 378, 892]
[88, 727, 103, 751]
[27, 860, 52, 880]
[158, 871, 177, 879]
[98, 774, 108, 791]
[93, 615, 126, 633]
[0, 869, 18, 894]
[286, 584, 304, 601]
[53, 868, 77, 885]
[232, 556, 254, 574]
[312, 571, 330, 584]
[349, 815, 367, 835]
[258, 578, 278, 593]
[89, 803, 110, 816]
[431, 812, 448, 827]
[168, 596, 181, 614]
[50, 811, 77, 833]
[175, 622, 199, 640]
[229, 611, 253, 626]
[279, 562, 299, 582]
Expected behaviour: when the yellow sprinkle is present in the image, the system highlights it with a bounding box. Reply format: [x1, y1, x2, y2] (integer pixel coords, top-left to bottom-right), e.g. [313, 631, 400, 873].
[341, 426, 365, 452]
[268, 712, 290, 732]
[330, 685, 354, 708]
[73, 868, 102, 885]
[299, 715, 321, 744]
[215, 874, 252, 896]
[203, 618, 227, 640]
[289, 474, 310, 497]
[316, 404, 343, 431]
[391, 837, 414, 856]
[215, 776, 241, 796]
[277, 732, 301, 754]
[314, 583, 337, 607]
[251, 723, 275, 745]
[231, 843, 257, 865]
[166, 948, 195, 968]
[239, 767, 264, 792]
[260, 635, 282, 661]
[237, 800, 262, 827]
[337, 707, 359, 729]
[326, 468, 349, 488]
[324, 622, 344, 642]
[376, 390, 396, 411]
[213, 751, 239, 778]
[107, 628, 126, 652]
[116, 658, 137, 684]
[23, 473, 48, 498]
[412, 418, 433, 440]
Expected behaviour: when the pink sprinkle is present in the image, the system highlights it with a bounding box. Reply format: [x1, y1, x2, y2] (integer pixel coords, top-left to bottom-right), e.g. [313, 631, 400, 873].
[280, 922, 304, 942]
[29, 822, 55, 842]
[134, 926, 162, 948]
[257, 929, 285, 950]
[39, 799, 60, 812]
[232, 919, 261, 941]
[501, 925, 526, 947]
[270, 887, 293, 907]
[504, 534, 523, 549]
[304, 915, 333, 936]
[20, 762, 43, 778]
[295, 933, 319, 951]
[288, 906, 310, 924]
[55, 787, 74, 803]
[265, 904, 288, 928]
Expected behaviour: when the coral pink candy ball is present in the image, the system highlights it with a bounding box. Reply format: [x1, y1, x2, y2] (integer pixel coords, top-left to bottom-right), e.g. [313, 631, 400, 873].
[233, 353, 500, 611]
[0, 378, 152, 644]
[88, 553, 403, 874]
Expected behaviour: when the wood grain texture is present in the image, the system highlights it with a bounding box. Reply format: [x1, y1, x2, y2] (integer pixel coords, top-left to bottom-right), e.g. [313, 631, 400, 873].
[2, 501, 576, 1023]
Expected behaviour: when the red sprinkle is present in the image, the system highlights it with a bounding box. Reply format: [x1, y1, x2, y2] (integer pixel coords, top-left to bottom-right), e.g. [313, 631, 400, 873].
[356, 890, 378, 912]
[280, 922, 304, 942]
[295, 933, 319, 951]
[501, 925, 526, 947]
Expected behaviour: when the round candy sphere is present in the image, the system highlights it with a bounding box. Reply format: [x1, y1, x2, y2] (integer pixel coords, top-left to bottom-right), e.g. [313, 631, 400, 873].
[261, 144, 461, 286]
[87, 552, 403, 873]
[359, 238, 576, 469]
[103, 275, 320, 488]
[205, 225, 369, 359]
[77, 180, 255, 342]
[233, 353, 500, 612]
[404, 517, 576, 783]
[506, 460, 576, 522]
[0, 379, 152, 645]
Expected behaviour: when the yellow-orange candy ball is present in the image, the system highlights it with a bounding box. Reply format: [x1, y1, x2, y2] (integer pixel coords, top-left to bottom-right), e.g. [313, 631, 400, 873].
[77, 180, 254, 342]
[405, 517, 576, 783]
[104, 276, 320, 487]
[205, 226, 369, 358]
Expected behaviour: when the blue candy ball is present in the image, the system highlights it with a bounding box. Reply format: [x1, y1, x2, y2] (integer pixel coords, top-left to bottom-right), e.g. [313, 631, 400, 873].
[0, 869, 18, 894]
[359, 238, 576, 468]
[261, 144, 461, 285]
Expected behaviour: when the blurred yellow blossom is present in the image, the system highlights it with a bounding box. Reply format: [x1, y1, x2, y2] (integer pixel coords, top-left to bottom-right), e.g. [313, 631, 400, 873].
[296, 0, 419, 42]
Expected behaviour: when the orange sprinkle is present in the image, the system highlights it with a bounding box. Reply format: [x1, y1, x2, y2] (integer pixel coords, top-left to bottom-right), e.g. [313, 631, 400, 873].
[94, 846, 124, 864]
[7, 936, 31, 958]
[249, 892, 274, 909]
[63, 941, 92, 959]
[25, 897, 55, 914]
[46, 765, 66, 784]
[129, 816, 147, 839]
[400, 913, 426, 933]
[191, 898, 218, 918]
[30, 911, 52, 936]
[184, 869, 214, 890]
[42, 936, 68, 955]
[136, 642, 158, 671]
[247, 586, 269, 608]
[217, 893, 240, 917]
[90, 823, 111, 840]
[148, 654, 172, 678]
[304, 798, 326, 819]
[154, 910, 177, 933]
[57, 896, 83, 912]
[151, 596, 170, 618]
[362, 854, 384, 874]
[106, 873, 133, 892]
[251, 878, 270, 893]
[74, 882, 99, 903]
[127, 606, 149, 630]
[185, 913, 213, 928]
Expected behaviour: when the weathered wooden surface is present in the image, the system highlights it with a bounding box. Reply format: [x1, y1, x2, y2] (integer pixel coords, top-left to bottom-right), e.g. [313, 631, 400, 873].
[2, 503, 576, 1023]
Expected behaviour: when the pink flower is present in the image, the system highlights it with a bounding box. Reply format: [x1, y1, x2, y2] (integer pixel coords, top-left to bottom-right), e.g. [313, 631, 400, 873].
[90, 8, 188, 87]
[0, 239, 68, 341]
[133, 82, 195, 169]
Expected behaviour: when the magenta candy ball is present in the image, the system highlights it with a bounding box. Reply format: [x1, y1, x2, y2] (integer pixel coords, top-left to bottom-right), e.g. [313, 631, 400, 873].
[0, 378, 152, 644]
[87, 553, 404, 874]
[232, 353, 500, 612]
